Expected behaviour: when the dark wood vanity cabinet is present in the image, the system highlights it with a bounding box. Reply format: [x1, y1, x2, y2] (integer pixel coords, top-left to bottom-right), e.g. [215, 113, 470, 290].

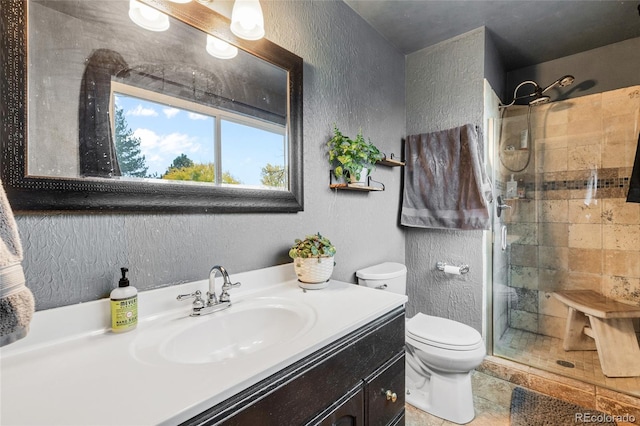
[365, 352, 405, 426]
[181, 307, 405, 426]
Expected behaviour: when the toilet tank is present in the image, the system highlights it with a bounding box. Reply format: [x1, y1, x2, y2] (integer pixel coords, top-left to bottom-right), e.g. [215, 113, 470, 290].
[356, 262, 407, 294]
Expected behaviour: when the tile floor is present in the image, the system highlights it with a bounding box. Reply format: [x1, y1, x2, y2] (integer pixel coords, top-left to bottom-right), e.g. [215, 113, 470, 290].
[404, 370, 512, 425]
[495, 327, 640, 397]
[404, 325, 640, 425]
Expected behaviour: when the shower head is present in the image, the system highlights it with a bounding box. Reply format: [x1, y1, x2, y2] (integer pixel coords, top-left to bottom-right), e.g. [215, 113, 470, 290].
[500, 74, 575, 109]
[558, 75, 575, 86]
[528, 95, 550, 106]
[541, 75, 575, 94]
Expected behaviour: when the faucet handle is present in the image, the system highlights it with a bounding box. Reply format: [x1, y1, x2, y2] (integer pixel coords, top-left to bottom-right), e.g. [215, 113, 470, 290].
[177, 290, 205, 310]
[219, 281, 241, 303]
[222, 281, 241, 291]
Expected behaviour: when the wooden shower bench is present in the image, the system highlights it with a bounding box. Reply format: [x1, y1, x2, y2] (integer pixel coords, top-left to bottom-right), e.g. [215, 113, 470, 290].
[553, 290, 640, 377]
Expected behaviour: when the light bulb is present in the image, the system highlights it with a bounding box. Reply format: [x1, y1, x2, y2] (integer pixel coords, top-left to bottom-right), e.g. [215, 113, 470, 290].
[206, 35, 238, 59]
[129, 0, 170, 32]
[230, 0, 264, 40]
[140, 5, 160, 21]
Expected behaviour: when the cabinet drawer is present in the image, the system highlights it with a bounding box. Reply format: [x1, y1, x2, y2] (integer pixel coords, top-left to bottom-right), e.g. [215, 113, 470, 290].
[366, 352, 405, 426]
[314, 385, 364, 426]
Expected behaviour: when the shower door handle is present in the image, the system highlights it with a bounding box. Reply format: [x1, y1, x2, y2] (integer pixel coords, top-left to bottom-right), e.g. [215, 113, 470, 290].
[496, 195, 511, 218]
[501, 226, 508, 251]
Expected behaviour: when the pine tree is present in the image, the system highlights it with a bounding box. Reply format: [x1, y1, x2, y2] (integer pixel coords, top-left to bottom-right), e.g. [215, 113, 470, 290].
[167, 153, 194, 171]
[114, 107, 149, 178]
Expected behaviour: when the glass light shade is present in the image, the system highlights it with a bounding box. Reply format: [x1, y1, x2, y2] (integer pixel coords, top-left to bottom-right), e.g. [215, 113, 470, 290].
[168, 0, 192, 3]
[129, 0, 170, 32]
[230, 0, 265, 41]
[206, 35, 238, 59]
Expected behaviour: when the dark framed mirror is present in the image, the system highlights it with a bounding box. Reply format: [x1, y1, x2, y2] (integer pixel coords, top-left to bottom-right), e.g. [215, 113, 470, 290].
[0, 0, 303, 213]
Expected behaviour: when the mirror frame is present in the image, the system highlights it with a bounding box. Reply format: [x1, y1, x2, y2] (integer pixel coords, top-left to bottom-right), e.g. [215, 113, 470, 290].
[0, 0, 303, 213]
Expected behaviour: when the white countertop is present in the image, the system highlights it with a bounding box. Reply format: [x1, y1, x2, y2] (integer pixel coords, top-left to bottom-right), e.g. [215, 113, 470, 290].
[0, 264, 407, 426]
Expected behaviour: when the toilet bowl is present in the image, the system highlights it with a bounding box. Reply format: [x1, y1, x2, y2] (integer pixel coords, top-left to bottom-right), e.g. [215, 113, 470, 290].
[405, 313, 486, 423]
[356, 262, 486, 425]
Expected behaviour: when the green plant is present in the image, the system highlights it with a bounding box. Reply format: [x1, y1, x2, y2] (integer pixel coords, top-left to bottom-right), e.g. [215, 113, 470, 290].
[327, 125, 383, 182]
[289, 232, 336, 260]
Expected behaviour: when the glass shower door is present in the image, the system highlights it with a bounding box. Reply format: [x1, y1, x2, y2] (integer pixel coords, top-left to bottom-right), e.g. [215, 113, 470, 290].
[491, 108, 534, 361]
[490, 87, 640, 398]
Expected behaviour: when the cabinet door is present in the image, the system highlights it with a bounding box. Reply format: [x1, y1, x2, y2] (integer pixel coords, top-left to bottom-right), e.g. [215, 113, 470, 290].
[366, 352, 405, 426]
[314, 386, 364, 426]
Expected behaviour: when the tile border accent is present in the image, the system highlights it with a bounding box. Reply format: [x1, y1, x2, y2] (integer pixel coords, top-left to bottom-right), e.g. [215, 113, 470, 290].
[478, 356, 640, 422]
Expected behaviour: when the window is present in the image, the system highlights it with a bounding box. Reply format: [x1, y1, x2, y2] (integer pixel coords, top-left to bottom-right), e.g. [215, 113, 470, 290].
[110, 82, 288, 190]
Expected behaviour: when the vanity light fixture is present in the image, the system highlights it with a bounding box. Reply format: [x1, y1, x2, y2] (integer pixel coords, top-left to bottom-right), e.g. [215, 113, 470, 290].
[128, 0, 170, 32]
[230, 0, 265, 40]
[206, 35, 238, 59]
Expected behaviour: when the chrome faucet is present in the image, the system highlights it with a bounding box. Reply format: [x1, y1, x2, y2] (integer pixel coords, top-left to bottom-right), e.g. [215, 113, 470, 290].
[177, 265, 242, 316]
[209, 265, 241, 304]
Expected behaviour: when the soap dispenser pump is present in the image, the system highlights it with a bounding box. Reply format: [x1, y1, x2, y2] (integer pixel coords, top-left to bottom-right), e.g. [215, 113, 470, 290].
[506, 174, 518, 199]
[110, 267, 138, 333]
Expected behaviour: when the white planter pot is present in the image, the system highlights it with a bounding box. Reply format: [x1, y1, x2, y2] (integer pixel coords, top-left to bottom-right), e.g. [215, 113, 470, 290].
[293, 256, 334, 288]
[349, 168, 370, 185]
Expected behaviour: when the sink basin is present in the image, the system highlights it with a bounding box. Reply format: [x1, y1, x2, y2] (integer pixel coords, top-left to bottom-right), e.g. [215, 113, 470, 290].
[132, 297, 316, 365]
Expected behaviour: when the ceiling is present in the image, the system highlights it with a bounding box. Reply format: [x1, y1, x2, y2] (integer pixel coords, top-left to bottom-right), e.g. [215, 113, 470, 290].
[343, 0, 640, 71]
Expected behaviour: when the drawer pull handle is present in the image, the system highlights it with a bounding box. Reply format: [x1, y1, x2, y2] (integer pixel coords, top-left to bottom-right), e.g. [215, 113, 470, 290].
[384, 389, 397, 403]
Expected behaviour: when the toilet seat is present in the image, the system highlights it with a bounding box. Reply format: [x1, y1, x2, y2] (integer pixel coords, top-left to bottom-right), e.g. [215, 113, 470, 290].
[406, 313, 483, 351]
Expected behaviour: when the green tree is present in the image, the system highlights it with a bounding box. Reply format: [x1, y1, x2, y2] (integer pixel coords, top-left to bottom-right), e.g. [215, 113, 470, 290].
[222, 172, 241, 185]
[114, 107, 149, 177]
[168, 153, 194, 171]
[162, 161, 242, 185]
[163, 163, 214, 182]
[260, 163, 287, 188]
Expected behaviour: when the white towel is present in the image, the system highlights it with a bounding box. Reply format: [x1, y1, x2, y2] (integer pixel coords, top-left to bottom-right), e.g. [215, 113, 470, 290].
[401, 124, 493, 230]
[0, 180, 34, 347]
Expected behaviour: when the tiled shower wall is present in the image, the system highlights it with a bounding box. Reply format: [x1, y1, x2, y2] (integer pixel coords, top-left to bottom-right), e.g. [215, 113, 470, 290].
[500, 85, 640, 339]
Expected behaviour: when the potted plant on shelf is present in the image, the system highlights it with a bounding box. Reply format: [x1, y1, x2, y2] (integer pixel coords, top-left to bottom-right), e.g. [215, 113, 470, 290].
[327, 125, 383, 185]
[289, 232, 336, 289]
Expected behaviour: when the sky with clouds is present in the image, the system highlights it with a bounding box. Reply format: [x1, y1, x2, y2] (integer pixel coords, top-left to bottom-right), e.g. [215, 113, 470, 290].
[114, 93, 286, 186]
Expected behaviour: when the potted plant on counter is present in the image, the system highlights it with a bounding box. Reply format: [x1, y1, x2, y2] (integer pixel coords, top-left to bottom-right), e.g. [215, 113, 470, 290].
[327, 125, 383, 185]
[289, 232, 336, 289]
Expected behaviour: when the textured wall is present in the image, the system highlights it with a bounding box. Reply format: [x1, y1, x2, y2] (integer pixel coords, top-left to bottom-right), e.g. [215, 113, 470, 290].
[483, 31, 506, 103]
[15, 0, 406, 310]
[405, 28, 487, 332]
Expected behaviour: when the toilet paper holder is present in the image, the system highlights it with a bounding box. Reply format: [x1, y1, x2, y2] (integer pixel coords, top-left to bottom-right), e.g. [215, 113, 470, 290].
[436, 262, 470, 275]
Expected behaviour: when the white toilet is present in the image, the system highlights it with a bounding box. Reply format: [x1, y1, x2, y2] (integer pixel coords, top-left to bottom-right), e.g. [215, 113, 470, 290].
[356, 262, 486, 424]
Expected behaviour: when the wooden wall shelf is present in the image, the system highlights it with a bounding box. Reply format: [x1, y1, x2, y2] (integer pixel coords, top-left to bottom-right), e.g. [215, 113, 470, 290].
[377, 158, 405, 167]
[329, 183, 384, 191]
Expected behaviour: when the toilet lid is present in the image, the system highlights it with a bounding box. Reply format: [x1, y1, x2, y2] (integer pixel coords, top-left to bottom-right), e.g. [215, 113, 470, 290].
[406, 313, 482, 350]
[356, 262, 406, 280]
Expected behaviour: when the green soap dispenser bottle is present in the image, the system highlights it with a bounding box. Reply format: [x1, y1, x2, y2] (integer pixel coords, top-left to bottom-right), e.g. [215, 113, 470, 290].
[110, 267, 138, 333]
